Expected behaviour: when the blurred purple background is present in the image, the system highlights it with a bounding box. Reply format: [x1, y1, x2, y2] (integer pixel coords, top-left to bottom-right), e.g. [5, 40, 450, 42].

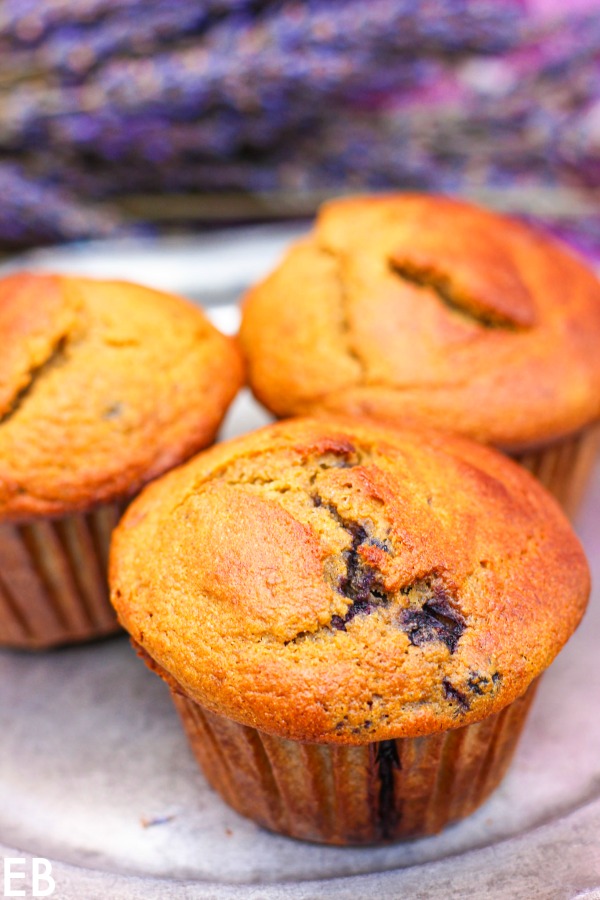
[0, 0, 599, 259]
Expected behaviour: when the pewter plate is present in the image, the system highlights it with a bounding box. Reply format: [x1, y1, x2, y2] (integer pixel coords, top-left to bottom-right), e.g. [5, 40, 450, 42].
[1, 228, 600, 900]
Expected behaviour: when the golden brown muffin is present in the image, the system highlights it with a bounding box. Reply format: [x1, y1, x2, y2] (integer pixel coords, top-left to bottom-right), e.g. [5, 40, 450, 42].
[239, 194, 600, 514]
[0, 272, 243, 648]
[110, 417, 589, 843]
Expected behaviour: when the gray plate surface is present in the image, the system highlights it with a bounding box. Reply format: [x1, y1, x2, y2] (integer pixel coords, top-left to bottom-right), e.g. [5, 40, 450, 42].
[1, 229, 600, 899]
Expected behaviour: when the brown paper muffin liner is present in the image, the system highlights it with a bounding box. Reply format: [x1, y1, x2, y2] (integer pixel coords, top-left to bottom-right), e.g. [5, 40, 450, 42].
[511, 421, 600, 519]
[0, 501, 125, 650]
[171, 680, 538, 845]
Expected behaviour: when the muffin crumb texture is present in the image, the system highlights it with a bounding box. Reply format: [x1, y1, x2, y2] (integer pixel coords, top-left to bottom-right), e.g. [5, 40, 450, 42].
[111, 418, 589, 743]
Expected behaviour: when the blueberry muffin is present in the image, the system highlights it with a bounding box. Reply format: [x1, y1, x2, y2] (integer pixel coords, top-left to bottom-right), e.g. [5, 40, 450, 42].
[0, 272, 243, 649]
[240, 194, 600, 516]
[110, 417, 589, 844]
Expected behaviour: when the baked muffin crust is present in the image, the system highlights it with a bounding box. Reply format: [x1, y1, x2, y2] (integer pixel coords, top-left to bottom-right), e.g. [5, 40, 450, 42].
[111, 418, 589, 743]
[0, 273, 244, 519]
[240, 194, 600, 450]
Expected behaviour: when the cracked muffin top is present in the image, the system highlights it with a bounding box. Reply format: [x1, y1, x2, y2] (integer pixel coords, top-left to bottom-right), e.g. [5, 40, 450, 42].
[240, 194, 600, 451]
[0, 273, 244, 519]
[110, 417, 589, 743]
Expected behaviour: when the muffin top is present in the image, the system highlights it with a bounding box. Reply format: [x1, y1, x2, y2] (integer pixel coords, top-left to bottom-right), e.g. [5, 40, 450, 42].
[0, 273, 243, 519]
[111, 417, 589, 744]
[240, 194, 600, 450]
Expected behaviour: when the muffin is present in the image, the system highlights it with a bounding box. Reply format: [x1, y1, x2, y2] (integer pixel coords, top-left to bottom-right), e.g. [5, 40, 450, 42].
[110, 417, 589, 844]
[0, 272, 243, 649]
[239, 194, 600, 516]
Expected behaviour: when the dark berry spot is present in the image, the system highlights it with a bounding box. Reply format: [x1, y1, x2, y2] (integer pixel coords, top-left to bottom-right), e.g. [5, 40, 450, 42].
[376, 740, 400, 838]
[319, 504, 393, 628]
[368, 535, 392, 553]
[399, 594, 465, 653]
[339, 553, 373, 602]
[343, 598, 378, 624]
[336, 521, 390, 624]
[442, 678, 470, 713]
[467, 673, 489, 695]
[377, 740, 400, 766]
[467, 671, 502, 696]
[103, 401, 123, 420]
[330, 615, 346, 631]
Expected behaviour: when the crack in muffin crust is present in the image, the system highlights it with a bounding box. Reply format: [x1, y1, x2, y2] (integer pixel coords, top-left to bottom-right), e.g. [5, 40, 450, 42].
[0, 334, 70, 426]
[389, 259, 522, 331]
[314, 496, 392, 629]
[319, 244, 367, 377]
[167, 436, 475, 658]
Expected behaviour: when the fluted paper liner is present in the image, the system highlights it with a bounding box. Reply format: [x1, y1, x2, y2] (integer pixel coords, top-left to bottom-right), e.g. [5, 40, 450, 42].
[0, 501, 124, 649]
[172, 680, 538, 845]
[512, 422, 600, 519]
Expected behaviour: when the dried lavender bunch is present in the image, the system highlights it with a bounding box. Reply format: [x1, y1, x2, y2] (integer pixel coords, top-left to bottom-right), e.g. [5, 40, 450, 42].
[0, 0, 260, 48]
[0, 163, 121, 246]
[0, 0, 598, 253]
[0, 0, 522, 155]
[24, 4, 599, 199]
[0, 1, 268, 86]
